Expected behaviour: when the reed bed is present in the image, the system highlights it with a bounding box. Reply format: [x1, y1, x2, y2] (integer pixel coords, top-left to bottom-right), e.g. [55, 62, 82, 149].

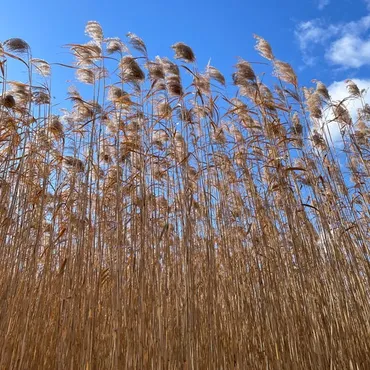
[0, 21, 369, 369]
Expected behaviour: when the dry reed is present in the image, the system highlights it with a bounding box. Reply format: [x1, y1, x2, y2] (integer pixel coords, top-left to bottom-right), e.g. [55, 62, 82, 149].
[0, 23, 369, 370]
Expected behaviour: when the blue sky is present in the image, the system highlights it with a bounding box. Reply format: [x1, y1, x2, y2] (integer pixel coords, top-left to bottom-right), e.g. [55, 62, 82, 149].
[1, 0, 370, 139]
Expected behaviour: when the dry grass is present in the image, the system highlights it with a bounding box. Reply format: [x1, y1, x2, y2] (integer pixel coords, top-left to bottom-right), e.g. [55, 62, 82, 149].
[0, 22, 369, 369]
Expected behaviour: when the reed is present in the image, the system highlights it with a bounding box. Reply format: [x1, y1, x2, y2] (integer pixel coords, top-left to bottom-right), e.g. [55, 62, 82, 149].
[0, 21, 369, 369]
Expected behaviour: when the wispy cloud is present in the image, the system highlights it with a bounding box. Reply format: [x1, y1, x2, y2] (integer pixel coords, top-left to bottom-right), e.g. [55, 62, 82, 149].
[295, 20, 338, 50]
[295, 20, 339, 65]
[318, 0, 330, 10]
[296, 15, 370, 68]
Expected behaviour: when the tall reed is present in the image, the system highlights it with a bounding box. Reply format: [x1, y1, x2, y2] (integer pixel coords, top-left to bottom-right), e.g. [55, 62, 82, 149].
[0, 22, 369, 369]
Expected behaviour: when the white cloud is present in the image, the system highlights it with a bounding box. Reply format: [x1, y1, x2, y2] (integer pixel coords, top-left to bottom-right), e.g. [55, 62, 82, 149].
[343, 15, 370, 34]
[296, 15, 370, 68]
[326, 35, 370, 68]
[323, 79, 370, 142]
[318, 0, 330, 10]
[296, 20, 338, 50]
[295, 20, 339, 66]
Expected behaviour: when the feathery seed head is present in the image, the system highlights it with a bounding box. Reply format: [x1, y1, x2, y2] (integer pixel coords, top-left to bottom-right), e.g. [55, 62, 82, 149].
[166, 74, 183, 96]
[193, 74, 210, 95]
[49, 116, 64, 140]
[64, 156, 85, 172]
[119, 56, 145, 83]
[70, 42, 102, 66]
[254, 34, 274, 60]
[76, 68, 95, 84]
[4, 38, 29, 54]
[233, 59, 256, 86]
[171, 42, 196, 63]
[306, 91, 322, 119]
[207, 65, 225, 86]
[159, 57, 180, 76]
[31, 59, 51, 77]
[334, 102, 352, 127]
[1, 94, 16, 108]
[106, 37, 128, 54]
[346, 80, 361, 97]
[146, 60, 165, 80]
[314, 80, 330, 101]
[85, 21, 104, 43]
[127, 32, 147, 56]
[273, 60, 297, 86]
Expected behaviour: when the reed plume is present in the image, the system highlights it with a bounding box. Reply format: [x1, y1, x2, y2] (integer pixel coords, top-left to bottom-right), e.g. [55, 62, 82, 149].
[0, 21, 369, 370]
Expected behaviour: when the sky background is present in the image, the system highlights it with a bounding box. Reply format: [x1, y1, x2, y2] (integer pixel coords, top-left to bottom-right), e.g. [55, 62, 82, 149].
[1, 0, 370, 141]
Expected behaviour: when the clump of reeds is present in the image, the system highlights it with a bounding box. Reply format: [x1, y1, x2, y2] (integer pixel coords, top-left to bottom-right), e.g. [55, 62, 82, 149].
[0, 22, 369, 370]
